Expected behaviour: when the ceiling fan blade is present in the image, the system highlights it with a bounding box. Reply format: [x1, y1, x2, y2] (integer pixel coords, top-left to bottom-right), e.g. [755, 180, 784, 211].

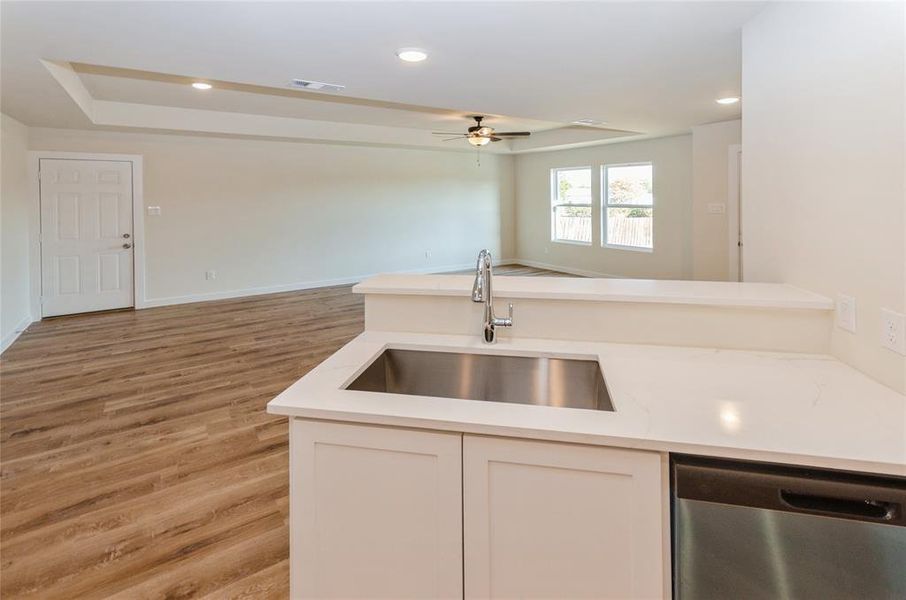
[442, 137, 465, 142]
[432, 132, 466, 136]
[493, 132, 531, 137]
[489, 136, 503, 142]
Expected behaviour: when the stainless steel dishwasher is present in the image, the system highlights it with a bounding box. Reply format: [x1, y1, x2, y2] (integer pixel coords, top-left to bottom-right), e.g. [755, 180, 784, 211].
[672, 455, 906, 600]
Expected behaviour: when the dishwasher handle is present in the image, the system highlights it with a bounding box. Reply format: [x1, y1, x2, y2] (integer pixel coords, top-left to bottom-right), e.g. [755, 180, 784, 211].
[780, 489, 899, 521]
[674, 457, 906, 526]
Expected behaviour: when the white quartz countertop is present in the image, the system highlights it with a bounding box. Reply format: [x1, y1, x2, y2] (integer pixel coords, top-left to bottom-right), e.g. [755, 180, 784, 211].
[268, 331, 905, 476]
[353, 275, 835, 310]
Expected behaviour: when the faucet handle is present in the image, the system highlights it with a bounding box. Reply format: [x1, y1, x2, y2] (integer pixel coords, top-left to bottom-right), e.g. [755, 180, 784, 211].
[494, 303, 514, 328]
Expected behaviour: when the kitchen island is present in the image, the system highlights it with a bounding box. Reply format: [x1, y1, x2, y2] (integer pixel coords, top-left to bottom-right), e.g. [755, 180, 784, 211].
[267, 274, 905, 599]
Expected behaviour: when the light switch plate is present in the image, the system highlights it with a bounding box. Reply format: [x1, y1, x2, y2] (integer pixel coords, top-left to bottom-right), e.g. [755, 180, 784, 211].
[147, 206, 161, 216]
[880, 308, 905, 355]
[836, 294, 856, 333]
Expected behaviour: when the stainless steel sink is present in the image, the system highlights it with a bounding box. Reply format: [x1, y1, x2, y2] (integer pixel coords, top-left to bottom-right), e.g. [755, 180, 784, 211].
[346, 348, 614, 411]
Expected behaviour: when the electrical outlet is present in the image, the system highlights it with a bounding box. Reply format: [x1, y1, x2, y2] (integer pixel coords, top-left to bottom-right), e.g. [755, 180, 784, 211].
[836, 294, 856, 333]
[707, 203, 726, 214]
[880, 308, 906, 355]
[205, 270, 217, 281]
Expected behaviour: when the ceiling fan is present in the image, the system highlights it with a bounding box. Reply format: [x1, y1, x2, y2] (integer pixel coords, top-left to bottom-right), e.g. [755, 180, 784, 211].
[432, 116, 531, 147]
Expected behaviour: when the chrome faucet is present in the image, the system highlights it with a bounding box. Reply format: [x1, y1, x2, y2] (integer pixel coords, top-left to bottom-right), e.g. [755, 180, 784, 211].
[471, 249, 513, 344]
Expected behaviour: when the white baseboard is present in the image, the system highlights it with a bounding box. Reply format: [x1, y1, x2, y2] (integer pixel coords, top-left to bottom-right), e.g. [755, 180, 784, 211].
[25, 256, 574, 317]
[1, 314, 35, 355]
[140, 260, 516, 309]
[512, 258, 617, 279]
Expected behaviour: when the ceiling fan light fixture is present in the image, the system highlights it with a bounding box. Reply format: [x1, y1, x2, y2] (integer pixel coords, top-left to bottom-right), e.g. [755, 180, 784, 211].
[432, 116, 530, 147]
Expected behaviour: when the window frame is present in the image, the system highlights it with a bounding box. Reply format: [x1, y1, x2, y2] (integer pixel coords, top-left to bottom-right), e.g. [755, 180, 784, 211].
[550, 166, 593, 246]
[601, 162, 655, 252]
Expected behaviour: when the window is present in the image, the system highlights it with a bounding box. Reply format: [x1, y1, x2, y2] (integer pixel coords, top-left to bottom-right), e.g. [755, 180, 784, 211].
[603, 163, 653, 250]
[551, 167, 592, 244]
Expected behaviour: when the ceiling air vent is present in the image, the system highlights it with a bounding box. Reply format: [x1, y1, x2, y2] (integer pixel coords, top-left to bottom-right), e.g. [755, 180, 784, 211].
[289, 79, 345, 92]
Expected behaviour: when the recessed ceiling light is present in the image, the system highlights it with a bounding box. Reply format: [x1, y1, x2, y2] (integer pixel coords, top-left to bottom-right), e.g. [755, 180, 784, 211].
[396, 48, 428, 63]
[716, 96, 740, 105]
[572, 119, 608, 126]
[191, 82, 212, 90]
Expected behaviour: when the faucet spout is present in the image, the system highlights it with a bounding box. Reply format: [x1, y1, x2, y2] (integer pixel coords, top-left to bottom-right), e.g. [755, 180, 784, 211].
[470, 249, 513, 344]
[471, 249, 489, 302]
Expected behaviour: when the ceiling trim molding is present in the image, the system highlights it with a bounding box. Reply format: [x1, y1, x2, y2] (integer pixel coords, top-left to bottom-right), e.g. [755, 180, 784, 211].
[43, 60, 517, 152]
[70, 62, 465, 116]
[40, 60, 96, 120]
[42, 60, 643, 153]
[92, 100, 516, 151]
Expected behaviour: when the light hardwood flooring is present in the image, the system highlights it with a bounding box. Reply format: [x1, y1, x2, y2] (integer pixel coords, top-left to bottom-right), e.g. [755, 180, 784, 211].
[0, 265, 562, 599]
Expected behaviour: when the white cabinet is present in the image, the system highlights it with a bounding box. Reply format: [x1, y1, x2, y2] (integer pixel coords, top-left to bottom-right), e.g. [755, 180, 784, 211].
[290, 420, 667, 600]
[290, 420, 463, 599]
[463, 435, 666, 599]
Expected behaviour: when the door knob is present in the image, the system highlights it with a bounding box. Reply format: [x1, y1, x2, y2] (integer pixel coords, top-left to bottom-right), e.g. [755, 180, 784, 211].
[123, 243, 132, 249]
[123, 233, 131, 239]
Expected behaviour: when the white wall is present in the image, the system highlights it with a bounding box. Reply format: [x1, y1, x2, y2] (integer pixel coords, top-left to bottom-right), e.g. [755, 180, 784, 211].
[742, 2, 905, 392]
[691, 119, 741, 281]
[29, 128, 515, 306]
[513, 135, 693, 279]
[1, 113, 33, 351]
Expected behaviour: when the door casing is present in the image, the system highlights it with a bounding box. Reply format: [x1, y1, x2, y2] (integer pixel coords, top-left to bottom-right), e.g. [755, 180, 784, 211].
[29, 151, 145, 319]
[727, 144, 743, 282]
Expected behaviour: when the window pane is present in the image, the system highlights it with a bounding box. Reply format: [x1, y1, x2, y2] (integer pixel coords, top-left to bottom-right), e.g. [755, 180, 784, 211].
[607, 164, 652, 206]
[554, 205, 591, 244]
[556, 169, 592, 204]
[606, 207, 652, 248]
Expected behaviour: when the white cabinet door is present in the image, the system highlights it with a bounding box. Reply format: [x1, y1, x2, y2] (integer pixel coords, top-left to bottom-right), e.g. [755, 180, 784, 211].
[40, 159, 134, 317]
[291, 419, 463, 599]
[464, 435, 666, 599]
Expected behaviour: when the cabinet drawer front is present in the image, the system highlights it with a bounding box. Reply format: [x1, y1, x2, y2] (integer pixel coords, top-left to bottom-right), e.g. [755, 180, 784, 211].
[464, 435, 665, 599]
[292, 420, 463, 599]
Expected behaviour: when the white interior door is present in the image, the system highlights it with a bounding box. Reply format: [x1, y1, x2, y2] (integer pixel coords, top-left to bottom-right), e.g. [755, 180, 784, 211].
[40, 159, 134, 317]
